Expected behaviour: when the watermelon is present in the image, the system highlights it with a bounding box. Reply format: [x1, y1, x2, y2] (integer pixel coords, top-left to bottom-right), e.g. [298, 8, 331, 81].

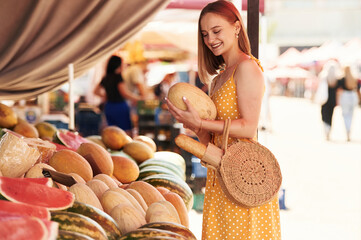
[142, 174, 193, 212]
[57, 230, 95, 240]
[42, 219, 59, 240]
[51, 211, 107, 240]
[153, 151, 186, 172]
[0, 199, 50, 220]
[0, 176, 74, 210]
[53, 129, 89, 150]
[119, 228, 187, 240]
[140, 222, 197, 240]
[0, 215, 48, 240]
[23, 177, 53, 187]
[66, 201, 121, 240]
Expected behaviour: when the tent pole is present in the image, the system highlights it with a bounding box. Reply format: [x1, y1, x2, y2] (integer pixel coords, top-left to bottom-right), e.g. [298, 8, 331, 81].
[247, 0, 259, 58]
[68, 63, 75, 130]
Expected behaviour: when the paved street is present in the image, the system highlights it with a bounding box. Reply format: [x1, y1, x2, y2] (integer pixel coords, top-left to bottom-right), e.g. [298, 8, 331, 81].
[188, 96, 361, 240]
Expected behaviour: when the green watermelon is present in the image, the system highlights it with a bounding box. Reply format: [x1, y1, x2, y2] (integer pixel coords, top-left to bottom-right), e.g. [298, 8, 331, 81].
[119, 228, 187, 240]
[53, 129, 89, 150]
[140, 222, 197, 240]
[66, 201, 121, 240]
[152, 151, 186, 172]
[51, 211, 107, 240]
[57, 230, 95, 240]
[0, 199, 50, 220]
[0, 176, 74, 210]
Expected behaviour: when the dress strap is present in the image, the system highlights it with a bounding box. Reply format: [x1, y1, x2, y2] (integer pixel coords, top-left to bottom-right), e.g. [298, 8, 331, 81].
[250, 54, 264, 72]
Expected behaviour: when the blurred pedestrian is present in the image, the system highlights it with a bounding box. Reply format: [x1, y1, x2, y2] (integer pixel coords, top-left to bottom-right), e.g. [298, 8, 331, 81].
[338, 66, 360, 141]
[166, 1, 281, 239]
[94, 55, 143, 136]
[154, 72, 177, 108]
[319, 60, 342, 140]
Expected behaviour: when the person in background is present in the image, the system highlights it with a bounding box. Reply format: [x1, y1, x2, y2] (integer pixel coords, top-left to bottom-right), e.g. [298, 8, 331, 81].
[154, 72, 177, 108]
[166, 1, 281, 239]
[319, 60, 342, 140]
[94, 55, 143, 136]
[123, 60, 149, 133]
[338, 66, 360, 141]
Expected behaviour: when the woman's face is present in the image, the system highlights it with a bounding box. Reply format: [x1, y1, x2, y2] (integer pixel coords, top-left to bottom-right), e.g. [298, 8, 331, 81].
[200, 13, 238, 56]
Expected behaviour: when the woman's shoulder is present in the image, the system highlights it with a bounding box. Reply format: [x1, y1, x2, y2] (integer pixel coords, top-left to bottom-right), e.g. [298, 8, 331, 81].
[235, 58, 263, 80]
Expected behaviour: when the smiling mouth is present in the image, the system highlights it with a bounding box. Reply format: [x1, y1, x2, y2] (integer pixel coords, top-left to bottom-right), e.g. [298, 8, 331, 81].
[211, 42, 222, 50]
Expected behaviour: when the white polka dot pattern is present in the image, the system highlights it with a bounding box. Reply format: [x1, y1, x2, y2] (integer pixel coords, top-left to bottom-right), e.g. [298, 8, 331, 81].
[201, 74, 281, 239]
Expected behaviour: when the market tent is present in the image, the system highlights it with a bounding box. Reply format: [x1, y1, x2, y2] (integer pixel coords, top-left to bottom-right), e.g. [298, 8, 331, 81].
[0, 0, 169, 100]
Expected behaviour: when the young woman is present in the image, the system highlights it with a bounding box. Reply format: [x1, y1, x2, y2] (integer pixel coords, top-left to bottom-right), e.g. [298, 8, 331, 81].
[166, 1, 281, 239]
[94, 55, 143, 136]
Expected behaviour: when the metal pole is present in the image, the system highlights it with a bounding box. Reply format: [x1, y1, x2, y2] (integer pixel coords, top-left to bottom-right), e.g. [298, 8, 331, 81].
[247, 0, 259, 58]
[68, 63, 75, 130]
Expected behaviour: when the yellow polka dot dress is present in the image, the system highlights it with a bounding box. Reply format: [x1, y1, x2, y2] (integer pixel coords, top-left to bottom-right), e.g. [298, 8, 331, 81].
[201, 73, 281, 240]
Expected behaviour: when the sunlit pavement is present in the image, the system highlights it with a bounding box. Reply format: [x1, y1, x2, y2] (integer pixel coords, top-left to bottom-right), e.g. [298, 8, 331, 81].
[188, 96, 361, 240]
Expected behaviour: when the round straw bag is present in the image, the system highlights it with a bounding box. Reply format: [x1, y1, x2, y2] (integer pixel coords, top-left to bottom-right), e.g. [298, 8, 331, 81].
[175, 119, 282, 208]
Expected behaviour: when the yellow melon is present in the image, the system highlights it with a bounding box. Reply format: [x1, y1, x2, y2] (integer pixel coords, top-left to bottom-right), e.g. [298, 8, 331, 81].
[112, 156, 139, 183]
[48, 149, 93, 181]
[68, 183, 103, 210]
[0, 103, 18, 128]
[122, 140, 154, 164]
[77, 142, 114, 176]
[133, 135, 156, 152]
[167, 82, 217, 120]
[101, 126, 131, 150]
[13, 119, 39, 138]
[110, 203, 146, 235]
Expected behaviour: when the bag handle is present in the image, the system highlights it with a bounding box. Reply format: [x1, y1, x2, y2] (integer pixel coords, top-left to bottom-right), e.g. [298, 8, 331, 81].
[221, 119, 231, 151]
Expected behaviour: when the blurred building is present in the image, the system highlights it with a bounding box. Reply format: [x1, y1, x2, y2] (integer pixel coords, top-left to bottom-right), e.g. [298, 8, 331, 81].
[265, 0, 361, 48]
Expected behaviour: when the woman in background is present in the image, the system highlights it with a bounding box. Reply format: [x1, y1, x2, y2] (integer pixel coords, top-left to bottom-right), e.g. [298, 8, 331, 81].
[94, 55, 143, 136]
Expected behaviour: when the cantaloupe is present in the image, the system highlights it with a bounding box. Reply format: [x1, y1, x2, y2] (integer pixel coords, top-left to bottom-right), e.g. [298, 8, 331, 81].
[86, 179, 109, 200]
[127, 181, 165, 207]
[100, 190, 133, 214]
[110, 203, 146, 235]
[101, 126, 131, 150]
[167, 82, 217, 120]
[122, 141, 154, 164]
[112, 156, 139, 183]
[93, 174, 118, 189]
[13, 119, 39, 138]
[133, 135, 156, 152]
[77, 142, 114, 176]
[164, 192, 189, 227]
[48, 149, 93, 182]
[108, 188, 146, 216]
[68, 183, 103, 211]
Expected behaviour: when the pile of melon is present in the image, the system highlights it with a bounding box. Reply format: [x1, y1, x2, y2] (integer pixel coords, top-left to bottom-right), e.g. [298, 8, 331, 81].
[0, 104, 196, 239]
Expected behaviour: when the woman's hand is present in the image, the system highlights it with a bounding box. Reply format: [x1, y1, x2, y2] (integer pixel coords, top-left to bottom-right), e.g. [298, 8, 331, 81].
[166, 96, 202, 133]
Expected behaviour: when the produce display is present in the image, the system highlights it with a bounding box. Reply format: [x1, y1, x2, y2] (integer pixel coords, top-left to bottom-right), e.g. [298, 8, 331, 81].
[0, 105, 196, 239]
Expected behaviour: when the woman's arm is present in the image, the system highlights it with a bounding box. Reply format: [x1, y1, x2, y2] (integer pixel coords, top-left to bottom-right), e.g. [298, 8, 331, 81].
[118, 82, 143, 104]
[94, 84, 106, 99]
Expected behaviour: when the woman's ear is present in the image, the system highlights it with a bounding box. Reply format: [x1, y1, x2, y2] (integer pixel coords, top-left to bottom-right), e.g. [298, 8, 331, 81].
[234, 20, 241, 34]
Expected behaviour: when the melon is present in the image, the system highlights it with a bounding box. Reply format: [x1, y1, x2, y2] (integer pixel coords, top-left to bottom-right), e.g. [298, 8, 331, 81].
[85, 135, 107, 149]
[57, 230, 95, 240]
[108, 188, 146, 216]
[0, 215, 48, 240]
[145, 201, 180, 224]
[13, 119, 39, 138]
[112, 155, 139, 183]
[153, 151, 186, 172]
[0, 103, 18, 128]
[25, 163, 55, 179]
[0, 132, 40, 178]
[163, 192, 189, 227]
[35, 122, 58, 141]
[133, 135, 157, 152]
[68, 172, 86, 184]
[49, 149, 93, 182]
[119, 227, 187, 240]
[126, 189, 148, 212]
[167, 82, 217, 120]
[0, 199, 50, 220]
[53, 129, 89, 150]
[51, 211, 107, 240]
[127, 181, 165, 207]
[86, 179, 109, 200]
[140, 222, 196, 240]
[101, 126, 131, 150]
[100, 190, 133, 214]
[123, 140, 154, 164]
[68, 183, 103, 211]
[77, 142, 114, 176]
[23, 138, 56, 164]
[0, 176, 74, 210]
[66, 201, 122, 240]
[110, 203, 146, 235]
[93, 174, 118, 189]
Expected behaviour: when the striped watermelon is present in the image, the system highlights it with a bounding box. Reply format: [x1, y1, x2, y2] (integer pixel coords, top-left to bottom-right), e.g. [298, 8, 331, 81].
[0, 176, 74, 210]
[57, 230, 95, 240]
[51, 211, 107, 240]
[119, 228, 187, 240]
[66, 201, 121, 240]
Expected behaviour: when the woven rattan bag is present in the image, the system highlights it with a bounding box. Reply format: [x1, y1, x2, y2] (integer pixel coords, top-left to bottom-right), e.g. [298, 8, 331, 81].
[175, 119, 282, 208]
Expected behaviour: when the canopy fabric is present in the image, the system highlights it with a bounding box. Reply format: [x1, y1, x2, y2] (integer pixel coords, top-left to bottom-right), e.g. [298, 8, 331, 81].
[0, 0, 169, 100]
